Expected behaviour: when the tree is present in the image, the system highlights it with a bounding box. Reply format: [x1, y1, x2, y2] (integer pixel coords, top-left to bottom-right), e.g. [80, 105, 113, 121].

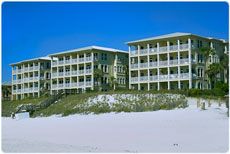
[206, 63, 223, 88]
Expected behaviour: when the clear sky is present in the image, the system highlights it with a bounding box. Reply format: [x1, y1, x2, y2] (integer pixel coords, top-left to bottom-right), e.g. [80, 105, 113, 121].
[2, 2, 229, 82]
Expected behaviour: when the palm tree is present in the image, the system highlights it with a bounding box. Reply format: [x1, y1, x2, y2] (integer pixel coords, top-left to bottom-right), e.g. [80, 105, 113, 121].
[199, 47, 215, 88]
[206, 63, 223, 88]
[93, 68, 103, 87]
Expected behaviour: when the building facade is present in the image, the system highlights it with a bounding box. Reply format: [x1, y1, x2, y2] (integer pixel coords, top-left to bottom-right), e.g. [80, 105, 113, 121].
[11, 57, 51, 100]
[49, 46, 128, 94]
[127, 32, 228, 91]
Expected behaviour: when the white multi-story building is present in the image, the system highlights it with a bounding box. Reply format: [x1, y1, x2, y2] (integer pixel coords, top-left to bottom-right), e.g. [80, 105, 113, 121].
[127, 32, 228, 91]
[11, 57, 51, 100]
[49, 46, 128, 94]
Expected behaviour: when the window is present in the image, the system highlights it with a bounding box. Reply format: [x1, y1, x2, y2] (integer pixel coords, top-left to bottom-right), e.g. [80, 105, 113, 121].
[94, 65, 98, 69]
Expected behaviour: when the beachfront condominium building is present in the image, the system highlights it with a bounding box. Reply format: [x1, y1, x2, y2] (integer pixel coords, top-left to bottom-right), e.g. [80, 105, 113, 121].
[49, 46, 128, 94]
[11, 57, 51, 100]
[127, 32, 228, 91]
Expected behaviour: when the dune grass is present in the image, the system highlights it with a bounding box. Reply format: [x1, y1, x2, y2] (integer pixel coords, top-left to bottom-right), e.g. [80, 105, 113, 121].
[2, 96, 48, 117]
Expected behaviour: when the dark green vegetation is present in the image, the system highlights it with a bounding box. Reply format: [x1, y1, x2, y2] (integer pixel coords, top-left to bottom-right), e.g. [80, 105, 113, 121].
[2, 88, 227, 117]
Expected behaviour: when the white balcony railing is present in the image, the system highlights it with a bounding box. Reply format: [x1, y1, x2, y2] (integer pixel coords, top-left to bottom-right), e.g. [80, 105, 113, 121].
[34, 87, 39, 92]
[169, 59, 178, 65]
[78, 82, 84, 87]
[24, 67, 29, 72]
[78, 70, 84, 75]
[159, 46, 167, 52]
[149, 48, 157, 54]
[85, 57, 92, 62]
[130, 50, 138, 56]
[180, 58, 189, 64]
[71, 70, 78, 76]
[71, 58, 78, 64]
[86, 81, 92, 86]
[180, 44, 189, 50]
[72, 82, 78, 87]
[52, 61, 58, 66]
[29, 77, 34, 81]
[85, 69, 92, 74]
[169, 45, 178, 51]
[131, 77, 138, 83]
[18, 69, 22, 73]
[139, 62, 148, 68]
[58, 61, 64, 65]
[29, 67, 33, 71]
[159, 75, 168, 80]
[52, 84, 57, 89]
[34, 76, 39, 81]
[169, 74, 179, 79]
[24, 78, 29, 82]
[131, 63, 138, 69]
[159, 60, 168, 66]
[13, 90, 17, 94]
[139, 49, 148, 55]
[52, 72, 58, 77]
[140, 76, 148, 82]
[65, 83, 71, 88]
[34, 66, 39, 71]
[79, 58, 85, 62]
[65, 71, 71, 76]
[58, 84, 64, 88]
[149, 62, 157, 67]
[180, 73, 189, 79]
[65, 59, 71, 64]
[149, 75, 158, 81]
[58, 72, 64, 77]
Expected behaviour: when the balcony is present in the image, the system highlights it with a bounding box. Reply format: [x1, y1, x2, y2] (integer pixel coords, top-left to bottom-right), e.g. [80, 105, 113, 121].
[139, 62, 148, 69]
[71, 70, 78, 76]
[79, 58, 85, 63]
[159, 60, 168, 66]
[130, 77, 138, 83]
[58, 72, 64, 77]
[65, 83, 71, 88]
[65, 71, 71, 76]
[17, 69, 22, 73]
[12, 70, 17, 74]
[180, 73, 189, 79]
[58, 84, 64, 88]
[130, 64, 138, 69]
[130, 50, 138, 56]
[24, 78, 29, 82]
[52, 61, 58, 66]
[149, 75, 158, 81]
[34, 87, 39, 92]
[34, 66, 39, 71]
[169, 74, 179, 79]
[169, 59, 178, 65]
[52, 72, 58, 77]
[140, 76, 148, 82]
[29, 77, 34, 81]
[169, 45, 178, 51]
[17, 89, 22, 93]
[34, 76, 39, 81]
[86, 81, 92, 86]
[13, 90, 17, 94]
[159, 46, 167, 52]
[17, 79, 22, 84]
[71, 58, 78, 64]
[72, 82, 78, 87]
[85, 69, 92, 74]
[52, 84, 57, 89]
[24, 67, 29, 72]
[65, 59, 71, 64]
[29, 67, 34, 71]
[180, 58, 189, 64]
[78, 70, 85, 75]
[149, 48, 157, 54]
[78, 82, 84, 87]
[85, 56, 92, 62]
[58, 61, 64, 65]
[149, 62, 157, 67]
[139, 49, 148, 55]
[180, 44, 189, 50]
[159, 75, 168, 80]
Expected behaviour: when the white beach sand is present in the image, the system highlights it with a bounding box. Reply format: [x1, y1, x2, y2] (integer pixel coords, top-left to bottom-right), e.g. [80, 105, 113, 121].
[2, 97, 229, 153]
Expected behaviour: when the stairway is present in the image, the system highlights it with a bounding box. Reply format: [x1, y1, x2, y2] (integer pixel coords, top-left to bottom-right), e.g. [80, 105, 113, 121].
[15, 90, 65, 114]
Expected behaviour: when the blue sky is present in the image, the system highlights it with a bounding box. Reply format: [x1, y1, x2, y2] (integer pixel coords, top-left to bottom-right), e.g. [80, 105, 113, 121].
[2, 2, 229, 82]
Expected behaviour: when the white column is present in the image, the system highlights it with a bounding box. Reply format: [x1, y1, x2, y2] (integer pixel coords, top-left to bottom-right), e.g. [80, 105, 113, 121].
[167, 41, 170, 52]
[188, 38, 192, 89]
[50, 58, 53, 95]
[70, 55, 72, 89]
[178, 66, 181, 89]
[11, 66, 14, 100]
[128, 46, 131, 89]
[147, 44, 150, 91]
[177, 40, 180, 65]
[91, 52, 94, 90]
[137, 45, 140, 90]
